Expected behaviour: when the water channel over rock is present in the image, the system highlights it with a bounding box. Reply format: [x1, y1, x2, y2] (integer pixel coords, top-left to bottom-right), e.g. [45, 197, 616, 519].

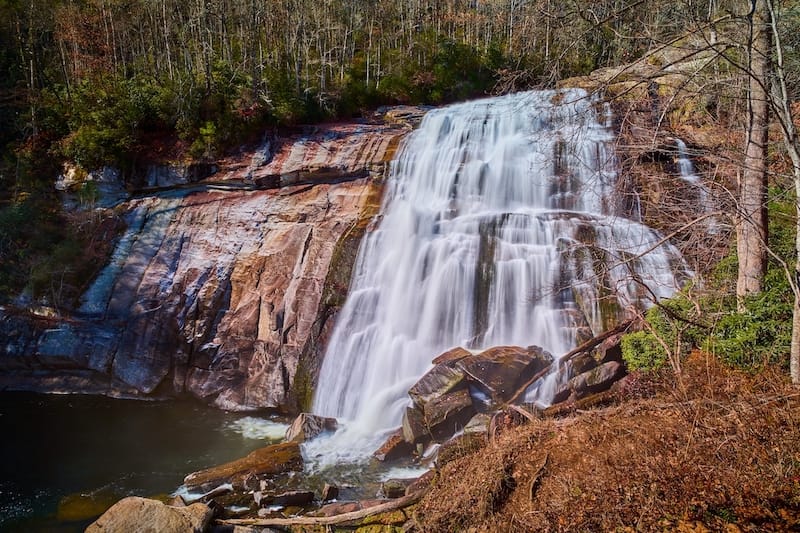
[308, 89, 691, 466]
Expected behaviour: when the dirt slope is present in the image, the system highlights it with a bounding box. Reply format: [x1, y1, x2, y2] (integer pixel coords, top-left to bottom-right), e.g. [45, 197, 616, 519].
[415, 355, 800, 532]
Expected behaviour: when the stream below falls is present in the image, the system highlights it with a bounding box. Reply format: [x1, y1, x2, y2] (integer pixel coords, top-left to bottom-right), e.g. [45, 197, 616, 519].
[0, 393, 289, 531]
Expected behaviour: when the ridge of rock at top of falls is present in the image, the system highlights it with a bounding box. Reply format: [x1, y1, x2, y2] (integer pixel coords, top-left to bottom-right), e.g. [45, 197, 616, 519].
[0, 111, 420, 412]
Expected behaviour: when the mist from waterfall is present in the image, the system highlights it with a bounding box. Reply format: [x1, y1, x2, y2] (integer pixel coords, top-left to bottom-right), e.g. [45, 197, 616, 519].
[306, 90, 690, 465]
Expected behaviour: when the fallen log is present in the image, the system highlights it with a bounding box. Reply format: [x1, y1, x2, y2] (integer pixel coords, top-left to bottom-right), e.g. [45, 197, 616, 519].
[216, 490, 424, 527]
[557, 318, 636, 366]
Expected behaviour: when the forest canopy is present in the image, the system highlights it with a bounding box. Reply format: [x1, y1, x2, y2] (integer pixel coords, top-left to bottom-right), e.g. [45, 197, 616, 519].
[1, 0, 778, 182]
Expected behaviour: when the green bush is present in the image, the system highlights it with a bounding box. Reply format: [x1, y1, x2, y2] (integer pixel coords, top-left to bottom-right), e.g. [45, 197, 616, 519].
[621, 330, 667, 371]
[702, 197, 795, 370]
[621, 295, 704, 372]
[703, 268, 793, 369]
[58, 74, 177, 169]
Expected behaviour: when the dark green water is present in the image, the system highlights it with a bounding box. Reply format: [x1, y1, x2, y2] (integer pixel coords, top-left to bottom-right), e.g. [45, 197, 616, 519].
[0, 393, 288, 532]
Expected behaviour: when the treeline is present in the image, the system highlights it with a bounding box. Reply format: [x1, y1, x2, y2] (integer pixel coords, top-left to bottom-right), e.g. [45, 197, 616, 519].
[1, 0, 794, 304]
[0, 0, 739, 179]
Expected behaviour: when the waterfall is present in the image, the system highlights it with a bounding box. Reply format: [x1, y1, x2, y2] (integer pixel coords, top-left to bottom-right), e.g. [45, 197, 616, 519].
[307, 90, 689, 464]
[675, 138, 700, 185]
[675, 138, 716, 232]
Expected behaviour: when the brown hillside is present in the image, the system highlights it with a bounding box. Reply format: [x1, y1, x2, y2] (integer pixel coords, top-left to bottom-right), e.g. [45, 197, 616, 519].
[415, 355, 800, 532]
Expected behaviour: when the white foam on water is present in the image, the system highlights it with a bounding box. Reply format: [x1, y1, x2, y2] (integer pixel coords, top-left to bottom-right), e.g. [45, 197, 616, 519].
[225, 417, 289, 441]
[379, 466, 430, 481]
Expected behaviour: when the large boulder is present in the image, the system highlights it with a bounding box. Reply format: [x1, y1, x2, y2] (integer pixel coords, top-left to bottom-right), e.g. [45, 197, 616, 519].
[284, 413, 337, 443]
[402, 389, 476, 445]
[402, 406, 428, 444]
[401, 344, 556, 445]
[457, 345, 554, 404]
[408, 363, 466, 407]
[431, 347, 472, 365]
[569, 361, 626, 399]
[86, 497, 213, 533]
[550, 332, 628, 406]
[183, 441, 303, 491]
[373, 429, 414, 462]
[421, 387, 476, 441]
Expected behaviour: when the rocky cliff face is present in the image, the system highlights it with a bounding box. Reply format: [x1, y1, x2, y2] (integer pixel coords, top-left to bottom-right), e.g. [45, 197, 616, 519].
[0, 113, 416, 411]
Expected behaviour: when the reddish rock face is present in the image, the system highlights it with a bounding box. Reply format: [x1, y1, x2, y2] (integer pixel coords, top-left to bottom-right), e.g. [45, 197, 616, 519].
[0, 115, 419, 411]
[216, 119, 411, 187]
[373, 429, 414, 462]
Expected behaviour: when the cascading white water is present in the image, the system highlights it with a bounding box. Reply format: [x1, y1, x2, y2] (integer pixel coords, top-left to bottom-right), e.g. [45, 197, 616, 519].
[307, 90, 689, 465]
[676, 138, 700, 185]
[675, 138, 716, 232]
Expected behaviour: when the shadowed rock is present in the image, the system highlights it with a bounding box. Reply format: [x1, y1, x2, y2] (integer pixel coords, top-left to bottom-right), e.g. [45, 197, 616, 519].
[402, 406, 428, 445]
[569, 361, 625, 399]
[422, 388, 476, 440]
[313, 499, 386, 517]
[380, 479, 412, 499]
[374, 429, 414, 462]
[254, 490, 315, 508]
[321, 483, 339, 502]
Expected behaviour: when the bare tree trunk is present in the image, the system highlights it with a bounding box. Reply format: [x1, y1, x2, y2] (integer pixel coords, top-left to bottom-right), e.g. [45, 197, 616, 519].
[736, 0, 771, 306]
[764, 0, 800, 384]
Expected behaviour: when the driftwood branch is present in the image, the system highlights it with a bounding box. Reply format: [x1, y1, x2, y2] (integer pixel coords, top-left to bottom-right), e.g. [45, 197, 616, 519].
[217, 490, 423, 528]
[558, 318, 636, 366]
[506, 319, 636, 405]
[507, 404, 539, 423]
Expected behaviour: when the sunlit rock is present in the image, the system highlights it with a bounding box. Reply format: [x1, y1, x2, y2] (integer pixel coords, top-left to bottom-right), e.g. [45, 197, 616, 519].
[86, 497, 213, 533]
[183, 442, 303, 491]
[0, 115, 412, 411]
[408, 363, 466, 407]
[457, 346, 554, 405]
[284, 413, 337, 443]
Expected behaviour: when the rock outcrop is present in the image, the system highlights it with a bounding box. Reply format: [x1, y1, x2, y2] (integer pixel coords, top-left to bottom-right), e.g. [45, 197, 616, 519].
[400, 345, 555, 446]
[0, 114, 417, 411]
[397, 327, 630, 452]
